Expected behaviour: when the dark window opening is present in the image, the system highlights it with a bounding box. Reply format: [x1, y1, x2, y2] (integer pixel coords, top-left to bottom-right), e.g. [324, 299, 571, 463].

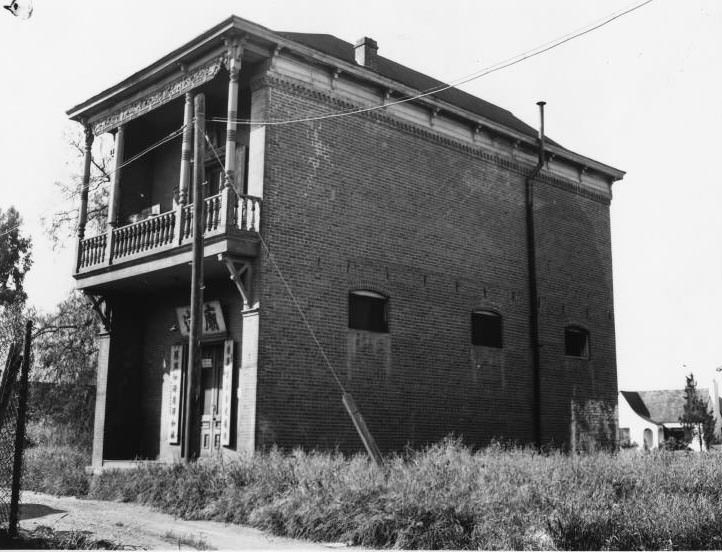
[471, 310, 503, 348]
[565, 326, 590, 358]
[205, 165, 224, 196]
[349, 291, 388, 333]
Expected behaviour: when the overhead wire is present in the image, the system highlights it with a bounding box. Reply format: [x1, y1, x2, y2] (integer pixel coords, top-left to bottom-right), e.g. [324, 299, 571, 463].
[6, 0, 654, 245]
[198, 0, 655, 394]
[0, 125, 187, 243]
[208, 0, 654, 127]
[204, 134, 347, 393]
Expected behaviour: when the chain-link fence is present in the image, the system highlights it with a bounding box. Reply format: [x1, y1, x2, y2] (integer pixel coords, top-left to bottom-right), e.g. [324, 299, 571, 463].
[0, 323, 32, 537]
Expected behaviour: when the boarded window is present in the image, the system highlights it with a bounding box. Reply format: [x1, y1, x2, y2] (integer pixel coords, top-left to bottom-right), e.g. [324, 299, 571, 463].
[349, 291, 388, 333]
[471, 310, 503, 348]
[565, 326, 590, 358]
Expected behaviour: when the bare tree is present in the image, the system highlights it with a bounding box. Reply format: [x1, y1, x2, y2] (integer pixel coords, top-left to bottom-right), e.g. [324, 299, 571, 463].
[43, 126, 113, 248]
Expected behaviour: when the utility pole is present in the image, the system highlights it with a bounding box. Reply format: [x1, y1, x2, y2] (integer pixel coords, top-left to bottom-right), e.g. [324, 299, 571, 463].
[183, 93, 206, 461]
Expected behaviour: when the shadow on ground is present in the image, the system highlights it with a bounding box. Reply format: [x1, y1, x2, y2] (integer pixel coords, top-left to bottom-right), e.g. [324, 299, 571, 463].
[18, 503, 65, 520]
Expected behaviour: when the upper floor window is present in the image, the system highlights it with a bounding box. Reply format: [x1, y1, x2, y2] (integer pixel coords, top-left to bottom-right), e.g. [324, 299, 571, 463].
[471, 310, 503, 348]
[349, 291, 389, 333]
[565, 326, 590, 358]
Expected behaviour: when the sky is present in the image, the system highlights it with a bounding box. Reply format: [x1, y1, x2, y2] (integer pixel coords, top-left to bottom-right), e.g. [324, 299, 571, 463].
[0, 0, 720, 392]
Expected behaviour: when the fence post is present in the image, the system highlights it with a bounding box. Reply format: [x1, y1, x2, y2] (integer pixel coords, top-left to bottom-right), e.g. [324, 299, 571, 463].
[8, 321, 32, 537]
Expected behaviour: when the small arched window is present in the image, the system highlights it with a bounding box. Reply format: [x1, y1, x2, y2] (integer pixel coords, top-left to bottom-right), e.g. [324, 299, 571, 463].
[565, 326, 590, 358]
[471, 310, 503, 348]
[348, 290, 389, 333]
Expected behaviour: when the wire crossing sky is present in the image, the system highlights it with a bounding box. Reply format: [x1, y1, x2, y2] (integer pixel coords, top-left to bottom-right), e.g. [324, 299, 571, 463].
[0, 0, 720, 394]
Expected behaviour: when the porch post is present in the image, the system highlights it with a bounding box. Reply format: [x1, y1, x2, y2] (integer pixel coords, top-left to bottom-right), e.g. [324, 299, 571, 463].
[236, 308, 258, 454]
[91, 331, 111, 473]
[75, 124, 94, 271]
[174, 92, 194, 244]
[77, 124, 94, 239]
[220, 38, 244, 229]
[105, 125, 125, 264]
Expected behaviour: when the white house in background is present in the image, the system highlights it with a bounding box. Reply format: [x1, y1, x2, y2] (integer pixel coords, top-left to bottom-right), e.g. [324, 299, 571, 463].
[618, 383, 722, 451]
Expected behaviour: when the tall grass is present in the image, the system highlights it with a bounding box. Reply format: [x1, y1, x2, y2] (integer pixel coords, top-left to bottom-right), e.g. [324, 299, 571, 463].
[22, 421, 91, 497]
[22, 436, 722, 549]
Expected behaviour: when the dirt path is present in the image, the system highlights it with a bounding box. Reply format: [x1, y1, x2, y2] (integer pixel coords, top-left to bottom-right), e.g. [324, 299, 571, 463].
[19, 491, 352, 550]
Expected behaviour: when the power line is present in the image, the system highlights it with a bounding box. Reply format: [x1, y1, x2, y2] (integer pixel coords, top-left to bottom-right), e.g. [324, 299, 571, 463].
[208, 0, 654, 127]
[203, 134, 347, 394]
[6, 0, 654, 246]
[83, 125, 185, 189]
[0, 126, 187, 243]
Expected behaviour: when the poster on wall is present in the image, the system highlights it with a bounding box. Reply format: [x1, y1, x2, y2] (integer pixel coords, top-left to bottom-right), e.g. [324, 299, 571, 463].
[175, 300, 227, 336]
[168, 345, 183, 445]
[220, 339, 234, 447]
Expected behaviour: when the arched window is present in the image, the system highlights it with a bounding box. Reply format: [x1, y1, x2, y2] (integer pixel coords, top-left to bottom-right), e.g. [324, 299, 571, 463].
[348, 290, 389, 333]
[565, 326, 590, 358]
[471, 310, 503, 348]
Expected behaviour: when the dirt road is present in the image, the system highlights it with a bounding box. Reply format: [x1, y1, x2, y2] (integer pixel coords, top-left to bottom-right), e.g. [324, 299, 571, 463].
[19, 490, 351, 550]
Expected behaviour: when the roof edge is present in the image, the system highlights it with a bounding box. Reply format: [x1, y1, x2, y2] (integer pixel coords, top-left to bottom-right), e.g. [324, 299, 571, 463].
[66, 15, 625, 181]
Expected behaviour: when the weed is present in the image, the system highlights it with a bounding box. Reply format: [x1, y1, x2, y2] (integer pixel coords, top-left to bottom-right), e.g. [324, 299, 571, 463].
[161, 530, 213, 550]
[21, 437, 722, 549]
[0, 526, 121, 549]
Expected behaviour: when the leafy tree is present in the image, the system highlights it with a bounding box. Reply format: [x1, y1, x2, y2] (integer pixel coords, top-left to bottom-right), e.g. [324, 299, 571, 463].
[0, 206, 32, 306]
[43, 127, 112, 248]
[30, 292, 98, 440]
[679, 373, 716, 450]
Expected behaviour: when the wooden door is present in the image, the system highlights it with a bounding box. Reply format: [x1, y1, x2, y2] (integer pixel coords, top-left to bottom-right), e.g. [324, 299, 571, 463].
[199, 344, 223, 456]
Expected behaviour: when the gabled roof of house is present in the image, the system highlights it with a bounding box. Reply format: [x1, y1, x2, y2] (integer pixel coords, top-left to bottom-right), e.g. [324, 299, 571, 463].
[620, 389, 710, 425]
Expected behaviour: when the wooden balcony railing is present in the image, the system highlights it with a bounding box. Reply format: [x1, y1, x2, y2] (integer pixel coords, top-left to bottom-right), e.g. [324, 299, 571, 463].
[76, 192, 261, 271]
[78, 234, 107, 268]
[112, 210, 176, 260]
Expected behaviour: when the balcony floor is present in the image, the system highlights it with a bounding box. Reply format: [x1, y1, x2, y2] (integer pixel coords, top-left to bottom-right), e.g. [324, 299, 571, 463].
[74, 232, 258, 295]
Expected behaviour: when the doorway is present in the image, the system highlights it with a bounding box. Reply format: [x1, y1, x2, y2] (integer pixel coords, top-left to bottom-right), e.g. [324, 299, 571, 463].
[199, 343, 224, 456]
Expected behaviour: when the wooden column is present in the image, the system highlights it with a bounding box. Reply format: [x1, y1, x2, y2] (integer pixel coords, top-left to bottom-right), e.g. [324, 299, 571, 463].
[178, 92, 194, 205]
[77, 124, 94, 240]
[175, 93, 194, 245]
[75, 124, 94, 272]
[105, 125, 124, 265]
[220, 38, 244, 228]
[106, 125, 125, 229]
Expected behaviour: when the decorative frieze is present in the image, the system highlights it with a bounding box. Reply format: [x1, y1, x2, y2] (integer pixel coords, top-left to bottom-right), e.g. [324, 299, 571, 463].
[91, 57, 224, 135]
[263, 71, 613, 204]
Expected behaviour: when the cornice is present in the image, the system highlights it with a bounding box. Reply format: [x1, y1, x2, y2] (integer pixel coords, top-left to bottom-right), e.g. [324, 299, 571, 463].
[66, 15, 623, 184]
[263, 72, 612, 205]
[89, 56, 224, 136]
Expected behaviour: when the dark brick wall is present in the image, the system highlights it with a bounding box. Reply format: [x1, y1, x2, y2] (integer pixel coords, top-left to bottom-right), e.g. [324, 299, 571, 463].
[98, 73, 617, 457]
[103, 296, 144, 459]
[534, 180, 617, 444]
[253, 77, 616, 451]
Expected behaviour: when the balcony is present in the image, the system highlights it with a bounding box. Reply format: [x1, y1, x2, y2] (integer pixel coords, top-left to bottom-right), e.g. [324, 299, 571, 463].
[74, 191, 261, 293]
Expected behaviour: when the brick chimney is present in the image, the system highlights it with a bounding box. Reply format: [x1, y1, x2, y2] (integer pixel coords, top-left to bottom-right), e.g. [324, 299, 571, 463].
[354, 37, 378, 71]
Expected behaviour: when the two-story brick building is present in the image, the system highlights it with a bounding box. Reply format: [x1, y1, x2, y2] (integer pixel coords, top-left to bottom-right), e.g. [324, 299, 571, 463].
[68, 15, 624, 471]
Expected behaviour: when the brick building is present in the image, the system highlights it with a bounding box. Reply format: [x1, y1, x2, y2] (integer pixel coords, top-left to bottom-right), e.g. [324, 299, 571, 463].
[68, 16, 625, 471]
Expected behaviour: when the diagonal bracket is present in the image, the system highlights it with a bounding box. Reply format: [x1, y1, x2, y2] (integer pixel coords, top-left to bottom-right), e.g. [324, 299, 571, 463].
[219, 254, 252, 309]
[87, 294, 112, 333]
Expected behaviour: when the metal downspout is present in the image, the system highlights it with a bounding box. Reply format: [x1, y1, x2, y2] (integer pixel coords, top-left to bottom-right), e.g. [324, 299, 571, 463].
[526, 101, 545, 447]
